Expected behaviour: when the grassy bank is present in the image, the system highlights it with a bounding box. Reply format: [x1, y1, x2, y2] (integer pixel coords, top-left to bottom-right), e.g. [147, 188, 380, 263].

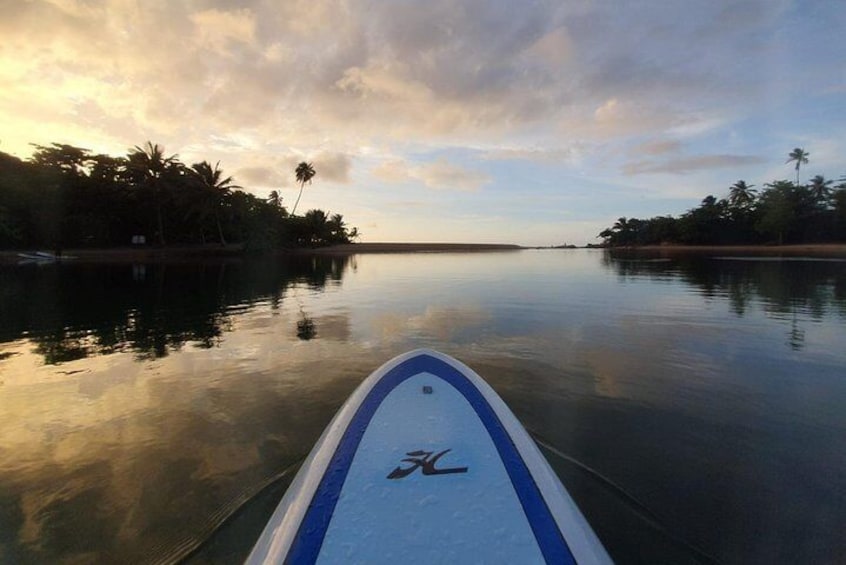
[606, 243, 846, 256]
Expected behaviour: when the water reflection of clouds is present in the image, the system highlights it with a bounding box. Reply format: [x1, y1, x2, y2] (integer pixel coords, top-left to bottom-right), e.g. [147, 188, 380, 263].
[312, 314, 352, 341]
[371, 305, 492, 343]
[504, 315, 731, 405]
[1, 290, 373, 560]
[2, 251, 846, 563]
[0, 352, 369, 563]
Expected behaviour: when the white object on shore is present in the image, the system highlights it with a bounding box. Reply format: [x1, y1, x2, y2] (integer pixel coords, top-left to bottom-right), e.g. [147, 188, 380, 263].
[16, 251, 76, 262]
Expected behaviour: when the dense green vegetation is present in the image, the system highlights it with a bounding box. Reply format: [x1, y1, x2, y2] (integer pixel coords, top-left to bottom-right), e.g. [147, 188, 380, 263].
[0, 142, 358, 250]
[599, 148, 846, 246]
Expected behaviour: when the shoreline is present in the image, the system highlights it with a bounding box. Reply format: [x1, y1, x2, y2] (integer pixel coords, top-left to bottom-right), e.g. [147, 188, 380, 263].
[605, 244, 846, 256]
[296, 243, 523, 254]
[0, 242, 523, 263]
[1, 244, 247, 264]
[4, 242, 846, 263]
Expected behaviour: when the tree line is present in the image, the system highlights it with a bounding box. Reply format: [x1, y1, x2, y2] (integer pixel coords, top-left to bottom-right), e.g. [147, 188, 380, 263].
[599, 148, 846, 246]
[0, 141, 358, 250]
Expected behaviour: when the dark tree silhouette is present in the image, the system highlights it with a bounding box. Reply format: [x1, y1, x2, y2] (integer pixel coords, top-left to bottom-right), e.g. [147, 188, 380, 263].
[599, 147, 844, 247]
[0, 140, 356, 251]
[756, 181, 796, 245]
[292, 161, 315, 216]
[786, 147, 809, 186]
[807, 175, 833, 206]
[728, 180, 757, 210]
[190, 161, 240, 245]
[267, 190, 283, 210]
[127, 142, 179, 246]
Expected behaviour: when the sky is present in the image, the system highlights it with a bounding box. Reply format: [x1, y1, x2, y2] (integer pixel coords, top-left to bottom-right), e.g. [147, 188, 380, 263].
[1, 0, 845, 246]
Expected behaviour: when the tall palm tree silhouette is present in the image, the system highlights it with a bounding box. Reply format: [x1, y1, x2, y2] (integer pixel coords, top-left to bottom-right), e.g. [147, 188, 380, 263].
[291, 162, 316, 216]
[786, 148, 809, 186]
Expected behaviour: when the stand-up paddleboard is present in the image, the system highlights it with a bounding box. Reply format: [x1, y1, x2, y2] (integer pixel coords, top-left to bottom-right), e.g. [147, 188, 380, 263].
[248, 349, 612, 564]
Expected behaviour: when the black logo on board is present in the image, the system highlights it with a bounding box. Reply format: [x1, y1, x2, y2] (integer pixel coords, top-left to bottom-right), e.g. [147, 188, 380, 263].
[387, 449, 469, 479]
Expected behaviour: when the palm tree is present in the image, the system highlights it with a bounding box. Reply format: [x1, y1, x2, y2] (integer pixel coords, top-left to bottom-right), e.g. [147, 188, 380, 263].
[757, 180, 796, 245]
[602, 217, 636, 246]
[786, 147, 809, 185]
[191, 161, 240, 244]
[267, 190, 282, 208]
[128, 142, 179, 245]
[303, 208, 329, 245]
[328, 213, 347, 243]
[807, 174, 833, 205]
[291, 161, 316, 216]
[728, 180, 757, 209]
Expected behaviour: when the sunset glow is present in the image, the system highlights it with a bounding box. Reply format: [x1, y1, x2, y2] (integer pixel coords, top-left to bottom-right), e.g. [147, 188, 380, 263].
[2, 0, 844, 245]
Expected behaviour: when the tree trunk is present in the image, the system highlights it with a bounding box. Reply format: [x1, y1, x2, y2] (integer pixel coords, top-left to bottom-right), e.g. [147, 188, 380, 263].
[216, 211, 227, 246]
[291, 182, 304, 216]
[156, 202, 166, 246]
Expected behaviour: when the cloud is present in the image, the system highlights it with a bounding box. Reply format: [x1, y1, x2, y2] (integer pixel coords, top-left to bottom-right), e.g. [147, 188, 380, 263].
[481, 145, 587, 165]
[372, 158, 489, 192]
[585, 98, 698, 139]
[371, 160, 410, 185]
[235, 166, 285, 187]
[630, 139, 684, 157]
[190, 8, 257, 54]
[594, 98, 621, 123]
[234, 151, 350, 189]
[623, 154, 767, 175]
[314, 152, 352, 184]
[523, 27, 574, 66]
[1, 0, 843, 243]
[0, 0, 811, 157]
[416, 159, 490, 191]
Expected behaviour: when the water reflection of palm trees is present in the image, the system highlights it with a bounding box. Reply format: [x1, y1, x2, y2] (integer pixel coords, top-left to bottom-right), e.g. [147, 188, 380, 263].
[788, 303, 806, 351]
[296, 309, 316, 340]
[0, 256, 352, 364]
[603, 251, 846, 350]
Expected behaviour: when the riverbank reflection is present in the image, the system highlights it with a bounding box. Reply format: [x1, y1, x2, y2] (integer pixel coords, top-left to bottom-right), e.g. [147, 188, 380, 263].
[0, 256, 352, 365]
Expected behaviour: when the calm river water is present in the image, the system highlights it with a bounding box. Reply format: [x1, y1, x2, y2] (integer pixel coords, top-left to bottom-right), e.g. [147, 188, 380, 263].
[1, 249, 845, 564]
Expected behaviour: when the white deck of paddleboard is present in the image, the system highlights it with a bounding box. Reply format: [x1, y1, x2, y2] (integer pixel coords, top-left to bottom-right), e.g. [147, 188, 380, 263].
[247, 349, 611, 564]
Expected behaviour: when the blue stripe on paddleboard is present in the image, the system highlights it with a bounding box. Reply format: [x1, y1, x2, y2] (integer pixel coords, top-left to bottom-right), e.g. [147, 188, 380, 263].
[286, 353, 576, 565]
